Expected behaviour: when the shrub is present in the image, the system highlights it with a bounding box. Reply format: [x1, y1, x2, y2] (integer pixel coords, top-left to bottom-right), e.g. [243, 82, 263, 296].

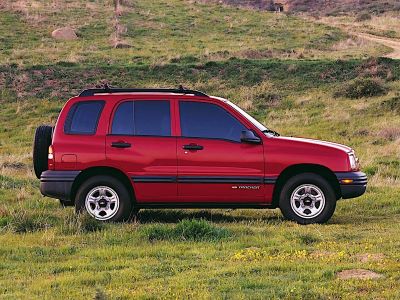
[142, 224, 173, 241]
[7, 209, 51, 233]
[380, 96, 400, 113]
[357, 58, 394, 80]
[334, 77, 387, 99]
[94, 288, 108, 300]
[175, 219, 231, 241]
[363, 165, 378, 177]
[60, 213, 105, 234]
[0, 216, 10, 228]
[141, 219, 231, 242]
[356, 13, 372, 22]
[253, 93, 282, 110]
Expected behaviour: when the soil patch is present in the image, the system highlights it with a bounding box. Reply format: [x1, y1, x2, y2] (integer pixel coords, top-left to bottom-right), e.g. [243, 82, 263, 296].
[356, 253, 385, 263]
[337, 269, 383, 280]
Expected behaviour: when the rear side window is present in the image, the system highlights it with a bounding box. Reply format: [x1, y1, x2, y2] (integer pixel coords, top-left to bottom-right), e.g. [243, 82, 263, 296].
[111, 100, 171, 136]
[180, 101, 246, 142]
[64, 101, 104, 135]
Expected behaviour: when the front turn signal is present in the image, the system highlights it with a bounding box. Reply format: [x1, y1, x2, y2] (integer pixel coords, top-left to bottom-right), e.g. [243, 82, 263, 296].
[341, 179, 354, 184]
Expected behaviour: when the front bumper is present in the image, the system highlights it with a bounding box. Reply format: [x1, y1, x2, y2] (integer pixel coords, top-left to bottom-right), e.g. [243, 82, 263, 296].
[40, 170, 80, 201]
[335, 171, 367, 199]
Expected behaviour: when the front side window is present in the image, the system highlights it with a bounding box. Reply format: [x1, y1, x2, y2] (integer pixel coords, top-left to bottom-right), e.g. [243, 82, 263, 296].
[179, 101, 246, 142]
[111, 100, 171, 136]
[64, 101, 104, 135]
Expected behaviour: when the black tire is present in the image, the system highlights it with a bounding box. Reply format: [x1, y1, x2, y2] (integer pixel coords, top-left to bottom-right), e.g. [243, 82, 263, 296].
[59, 199, 73, 207]
[33, 125, 53, 179]
[279, 173, 336, 224]
[75, 175, 134, 222]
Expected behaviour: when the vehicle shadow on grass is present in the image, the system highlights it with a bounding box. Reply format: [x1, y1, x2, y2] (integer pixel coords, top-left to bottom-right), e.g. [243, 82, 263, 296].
[137, 209, 284, 224]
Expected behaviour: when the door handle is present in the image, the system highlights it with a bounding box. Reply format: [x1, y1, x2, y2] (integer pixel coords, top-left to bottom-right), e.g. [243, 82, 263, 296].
[183, 144, 203, 151]
[111, 141, 131, 148]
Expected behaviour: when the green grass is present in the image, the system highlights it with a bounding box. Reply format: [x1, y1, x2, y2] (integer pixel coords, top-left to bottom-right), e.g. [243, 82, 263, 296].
[0, 0, 387, 66]
[0, 188, 400, 299]
[140, 219, 232, 242]
[1, 57, 399, 298]
[1, 0, 400, 298]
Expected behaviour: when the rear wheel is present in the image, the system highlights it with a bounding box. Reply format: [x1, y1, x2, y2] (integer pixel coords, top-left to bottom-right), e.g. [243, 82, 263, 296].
[279, 173, 336, 224]
[75, 176, 134, 222]
[33, 125, 53, 179]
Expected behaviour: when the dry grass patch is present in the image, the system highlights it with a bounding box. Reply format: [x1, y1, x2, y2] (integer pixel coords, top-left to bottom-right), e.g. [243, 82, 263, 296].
[358, 14, 400, 38]
[236, 81, 281, 111]
[337, 269, 384, 280]
[356, 253, 385, 263]
[331, 37, 371, 51]
[379, 96, 400, 113]
[378, 127, 400, 141]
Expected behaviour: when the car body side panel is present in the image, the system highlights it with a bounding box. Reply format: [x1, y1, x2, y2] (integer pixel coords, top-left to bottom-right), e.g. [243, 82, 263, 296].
[49, 94, 358, 206]
[52, 98, 111, 171]
[264, 137, 351, 179]
[175, 98, 266, 203]
[177, 138, 265, 202]
[106, 135, 178, 202]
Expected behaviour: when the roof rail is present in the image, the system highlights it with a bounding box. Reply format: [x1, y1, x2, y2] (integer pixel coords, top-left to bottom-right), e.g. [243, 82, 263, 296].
[79, 84, 209, 97]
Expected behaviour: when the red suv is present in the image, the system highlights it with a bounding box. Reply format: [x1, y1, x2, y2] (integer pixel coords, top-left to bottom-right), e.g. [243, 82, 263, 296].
[33, 86, 367, 224]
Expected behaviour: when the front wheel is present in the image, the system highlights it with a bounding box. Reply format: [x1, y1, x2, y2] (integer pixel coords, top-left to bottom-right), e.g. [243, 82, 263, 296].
[279, 173, 336, 224]
[75, 176, 134, 222]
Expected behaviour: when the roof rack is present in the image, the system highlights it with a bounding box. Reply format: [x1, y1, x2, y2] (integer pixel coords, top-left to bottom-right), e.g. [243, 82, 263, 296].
[79, 84, 209, 97]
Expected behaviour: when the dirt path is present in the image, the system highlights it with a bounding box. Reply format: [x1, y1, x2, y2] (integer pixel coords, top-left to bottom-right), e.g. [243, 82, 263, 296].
[312, 17, 400, 59]
[354, 32, 400, 59]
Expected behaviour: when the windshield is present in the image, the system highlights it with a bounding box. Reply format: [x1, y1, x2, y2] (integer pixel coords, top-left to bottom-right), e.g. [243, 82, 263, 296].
[226, 101, 277, 136]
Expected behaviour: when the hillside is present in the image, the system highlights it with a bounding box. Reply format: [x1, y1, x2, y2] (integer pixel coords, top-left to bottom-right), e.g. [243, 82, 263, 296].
[1, 0, 400, 299]
[0, 0, 390, 66]
[284, 0, 400, 15]
[204, 0, 400, 15]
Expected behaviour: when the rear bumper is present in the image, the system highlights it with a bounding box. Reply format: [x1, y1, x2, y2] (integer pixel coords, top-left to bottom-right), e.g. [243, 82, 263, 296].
[40, 170, 80, 201]
[335, 171, 367, 199]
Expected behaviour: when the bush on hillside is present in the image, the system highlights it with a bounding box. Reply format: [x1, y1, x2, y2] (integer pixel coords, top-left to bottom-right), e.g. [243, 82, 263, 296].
[379, 96, 400, 113]
[356, 13, 372, 22]
[334, 77, 387, 99]
[357, 57, 394, 80]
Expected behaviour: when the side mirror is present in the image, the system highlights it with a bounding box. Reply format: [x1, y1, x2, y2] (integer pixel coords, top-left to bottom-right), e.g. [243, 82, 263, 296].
[240, 130, 261, 144]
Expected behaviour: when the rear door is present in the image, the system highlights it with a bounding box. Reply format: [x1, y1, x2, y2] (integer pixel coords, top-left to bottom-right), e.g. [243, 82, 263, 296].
[106, 99, 177, 202]
[177, 100, 265, 203]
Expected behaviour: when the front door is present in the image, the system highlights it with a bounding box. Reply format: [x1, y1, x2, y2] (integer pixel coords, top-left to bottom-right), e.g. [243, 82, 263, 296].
[106, 99, 177, 202]
[177, 100, 265, 203]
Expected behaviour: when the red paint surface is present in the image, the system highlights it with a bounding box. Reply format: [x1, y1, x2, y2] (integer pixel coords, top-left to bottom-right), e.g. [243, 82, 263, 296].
[51, 93, 354, 204]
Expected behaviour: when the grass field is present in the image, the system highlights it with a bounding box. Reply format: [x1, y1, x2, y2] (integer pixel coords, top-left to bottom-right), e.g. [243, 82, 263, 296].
[1, 0, 400, 299]
[317, 12, 400, 39]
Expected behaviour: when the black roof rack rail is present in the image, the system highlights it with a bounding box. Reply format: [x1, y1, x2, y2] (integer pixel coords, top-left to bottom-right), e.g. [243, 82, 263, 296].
[79, 85, 209, 97]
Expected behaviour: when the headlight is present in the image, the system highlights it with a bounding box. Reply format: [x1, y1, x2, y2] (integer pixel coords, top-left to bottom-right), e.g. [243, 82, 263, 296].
[348, 152, 358, 170]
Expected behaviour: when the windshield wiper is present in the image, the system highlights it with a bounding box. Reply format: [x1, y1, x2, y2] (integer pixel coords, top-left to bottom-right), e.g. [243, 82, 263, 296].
[262, 129, 280, 137]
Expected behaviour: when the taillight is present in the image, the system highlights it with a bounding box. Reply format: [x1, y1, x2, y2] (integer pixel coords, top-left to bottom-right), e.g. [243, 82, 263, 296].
[48, 145, 55, 169]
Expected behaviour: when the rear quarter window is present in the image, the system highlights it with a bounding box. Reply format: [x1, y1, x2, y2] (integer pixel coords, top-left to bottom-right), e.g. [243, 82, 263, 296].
[64, 101, 104, 135]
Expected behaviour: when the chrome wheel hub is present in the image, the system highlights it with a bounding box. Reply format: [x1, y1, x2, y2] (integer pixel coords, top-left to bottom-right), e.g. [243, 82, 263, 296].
[290, 184, 325, 219]
[85, 186, 120, 221]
